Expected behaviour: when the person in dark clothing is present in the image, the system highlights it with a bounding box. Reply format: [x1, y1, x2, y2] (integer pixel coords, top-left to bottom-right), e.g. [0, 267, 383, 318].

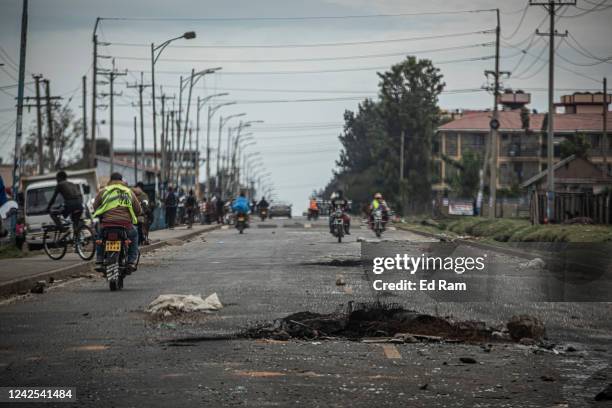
[185, 189, 197, 229]
[216, 196, 225, 224]
[164, 186, 178, 229]
[46, 171, 84, 232]
[257, 196, 269, 210]
[329, 190, 351, 235]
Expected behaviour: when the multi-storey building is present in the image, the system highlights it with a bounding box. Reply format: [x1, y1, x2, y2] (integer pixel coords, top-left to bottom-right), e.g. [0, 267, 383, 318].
[433, 91, 612, 195]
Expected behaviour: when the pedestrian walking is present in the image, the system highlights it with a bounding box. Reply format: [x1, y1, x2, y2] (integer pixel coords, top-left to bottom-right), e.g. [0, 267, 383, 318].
[164, 186, 178, 229]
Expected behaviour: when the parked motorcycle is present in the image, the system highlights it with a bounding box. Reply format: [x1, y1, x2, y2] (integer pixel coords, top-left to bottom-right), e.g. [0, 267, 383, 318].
[98, 227, 139, 291]
[307, 208, 319, 221]
[331, 208, 345, 243]
[259, 207, 268, 221]
[372, 208, 385, 238]
[235, 213, 248, 234]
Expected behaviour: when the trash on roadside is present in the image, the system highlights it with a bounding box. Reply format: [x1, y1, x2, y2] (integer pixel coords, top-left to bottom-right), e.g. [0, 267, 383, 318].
[30, 281, 46, 294]
[506, 314, 546, 341]
[518, 258, 545, 269]
[146, 293, 223, 315]
[335, 277, 346, 286]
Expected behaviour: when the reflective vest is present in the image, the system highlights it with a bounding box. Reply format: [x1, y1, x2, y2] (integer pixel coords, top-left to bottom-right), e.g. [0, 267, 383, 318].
[309, 199, 318, 210]
[372, 199, 381, 210]
[93, 184, 138, 224]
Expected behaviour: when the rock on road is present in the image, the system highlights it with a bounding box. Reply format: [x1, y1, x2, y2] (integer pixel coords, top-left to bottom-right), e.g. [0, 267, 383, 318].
[1, 217, 611, 407]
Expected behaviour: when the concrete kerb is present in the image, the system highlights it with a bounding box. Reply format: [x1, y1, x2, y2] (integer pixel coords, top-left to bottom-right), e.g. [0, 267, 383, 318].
[0, 225, 221, 297]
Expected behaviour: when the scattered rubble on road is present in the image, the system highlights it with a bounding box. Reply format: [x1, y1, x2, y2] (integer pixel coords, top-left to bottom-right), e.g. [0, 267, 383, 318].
[244, 302, 515, 343]
[30, 280, 46, 294]
[146, 293, 223, 317]
[595, 384, 612, 401]
[506, 314, 546, 341]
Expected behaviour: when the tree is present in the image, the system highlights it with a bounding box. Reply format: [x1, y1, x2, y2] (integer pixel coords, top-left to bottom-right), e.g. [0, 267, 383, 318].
[560, 133, 590, 159]
[443, 150, 483, 198]
[21, 104, 82, 174]
[323, 56, 444, 214]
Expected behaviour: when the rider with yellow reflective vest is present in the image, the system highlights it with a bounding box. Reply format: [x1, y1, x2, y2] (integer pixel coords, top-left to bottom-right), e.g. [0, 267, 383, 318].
[369, 192, 390, 229]
[93, 172, 142, 271]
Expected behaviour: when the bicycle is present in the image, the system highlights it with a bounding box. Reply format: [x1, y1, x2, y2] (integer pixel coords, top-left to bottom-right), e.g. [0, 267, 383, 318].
[42, 207, 95, 261]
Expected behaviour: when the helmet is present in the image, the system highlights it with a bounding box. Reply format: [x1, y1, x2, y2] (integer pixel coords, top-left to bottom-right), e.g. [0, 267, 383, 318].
[374, 193, 383, 199]
[330, 192, 338, 200]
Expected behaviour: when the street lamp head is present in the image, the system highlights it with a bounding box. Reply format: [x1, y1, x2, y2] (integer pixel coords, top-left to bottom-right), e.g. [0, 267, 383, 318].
[183, 31, 196, 40]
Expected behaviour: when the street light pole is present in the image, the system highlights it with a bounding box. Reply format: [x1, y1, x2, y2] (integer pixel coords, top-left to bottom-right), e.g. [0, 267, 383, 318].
[151, 31, 195, 192]
[176, 67, 222, 188]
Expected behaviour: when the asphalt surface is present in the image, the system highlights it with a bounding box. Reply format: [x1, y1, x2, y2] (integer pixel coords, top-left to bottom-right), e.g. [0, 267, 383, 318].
[0, 217, 611, 407]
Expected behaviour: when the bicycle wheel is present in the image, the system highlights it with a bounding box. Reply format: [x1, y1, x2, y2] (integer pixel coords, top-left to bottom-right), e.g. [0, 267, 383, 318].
[75, 224, 95, 261]
[43, 228, 68, 260]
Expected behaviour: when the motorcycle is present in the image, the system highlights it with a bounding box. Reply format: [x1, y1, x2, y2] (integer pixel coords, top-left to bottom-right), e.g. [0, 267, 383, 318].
[98, 227, 139, 291]
[259, 207, 268, 221]
[307, 208, 319, 221]
[235, 213, 248, 234]
[372, 208, 385, 238]
[331, 208, 345, 243]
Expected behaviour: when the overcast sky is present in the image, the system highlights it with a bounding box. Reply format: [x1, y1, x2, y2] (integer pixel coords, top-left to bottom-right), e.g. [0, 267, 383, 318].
[1, 0, 611, 208]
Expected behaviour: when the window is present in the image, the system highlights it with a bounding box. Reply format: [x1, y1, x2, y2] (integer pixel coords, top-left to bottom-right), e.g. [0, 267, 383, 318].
[432, 134, 440, 154]
[26, 186, 63, 216]
[445, 133, 458, 156]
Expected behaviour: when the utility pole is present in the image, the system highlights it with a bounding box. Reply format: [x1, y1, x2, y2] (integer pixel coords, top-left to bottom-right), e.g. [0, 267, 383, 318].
[43, 79, 56, 168]
[531, 0, 574, 222]
[169, 110, 175, 184]
[195, 96, 202, 197]
[399, 130, 405, 214]
[133, 116, 138, 183]
[33, 74, 43, 174]
[99, 62, 126, 174]
[128, 72, 151, 183]
[91, 17, 100, 168]
[603, 77, 608, 174]
[484, 9, 510, 219]
[23, 80, 62, 173]
[156, 92, 174, 188]
[12, 0, 28, 196]
[82, 75, 88, 166]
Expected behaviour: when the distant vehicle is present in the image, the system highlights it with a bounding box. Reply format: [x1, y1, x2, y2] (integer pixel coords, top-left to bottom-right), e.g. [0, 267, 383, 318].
[22, 169, 98, 249]
[269, 202, 292, 219]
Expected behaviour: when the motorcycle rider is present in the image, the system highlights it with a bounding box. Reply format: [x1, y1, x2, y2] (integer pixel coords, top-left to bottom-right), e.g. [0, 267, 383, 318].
[369, 192, 390, 229]
[232, 191, 251, 221]
[257, 196, 269, 212]
[46, 171, 84, 234]
[329, 190, 351, 235]
[93, 172, 142, 272]
[308, 196, 319, 218]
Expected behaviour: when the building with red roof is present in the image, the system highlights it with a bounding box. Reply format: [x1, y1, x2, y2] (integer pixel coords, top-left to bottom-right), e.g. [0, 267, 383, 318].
[433, 91, 611, 194]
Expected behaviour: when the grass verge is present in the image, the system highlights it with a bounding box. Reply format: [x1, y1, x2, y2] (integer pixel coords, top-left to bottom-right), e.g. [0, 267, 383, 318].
[401, 217, 612, 243]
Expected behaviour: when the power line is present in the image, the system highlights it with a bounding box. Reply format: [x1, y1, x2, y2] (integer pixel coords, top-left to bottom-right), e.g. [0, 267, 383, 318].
[106, 29, 494, 49]
[503, 39, 600, 83]
[561, 0, 612, 16]
[151, 56, 494, 76]
[501, 3, 530, 40]
[113, 43, 494, 64]
[99, 8, 497, 23]
[565, 32, 612, 63]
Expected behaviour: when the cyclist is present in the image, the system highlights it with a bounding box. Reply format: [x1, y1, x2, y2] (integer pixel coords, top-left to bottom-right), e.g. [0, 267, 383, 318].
[46, 171, 84, 234]
[93, 172, 142, 272]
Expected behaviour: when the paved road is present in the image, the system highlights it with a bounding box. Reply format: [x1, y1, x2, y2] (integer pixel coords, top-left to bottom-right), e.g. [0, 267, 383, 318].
[0, 217, 610, 407]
